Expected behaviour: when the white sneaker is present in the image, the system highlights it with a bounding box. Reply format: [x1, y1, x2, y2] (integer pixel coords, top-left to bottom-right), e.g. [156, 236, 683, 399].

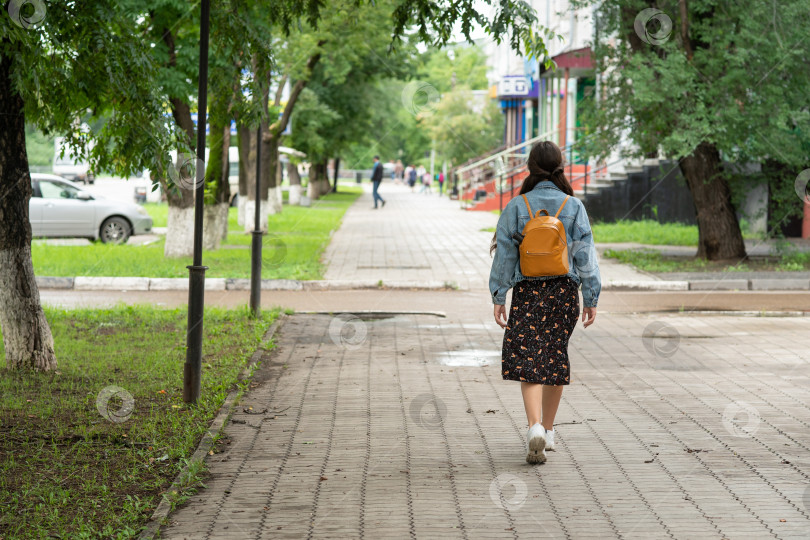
[526, 423, 547, 464]
[545, 429, 555, 451]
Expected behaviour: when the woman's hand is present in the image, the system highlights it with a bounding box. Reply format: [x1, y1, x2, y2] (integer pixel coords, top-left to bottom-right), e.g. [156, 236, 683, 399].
[494, 304, 508, 329]
[581, 307, 597, 328]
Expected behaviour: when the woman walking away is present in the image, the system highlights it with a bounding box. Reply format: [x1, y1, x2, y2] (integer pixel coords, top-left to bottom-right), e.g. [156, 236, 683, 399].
[489, 141, 601, 465]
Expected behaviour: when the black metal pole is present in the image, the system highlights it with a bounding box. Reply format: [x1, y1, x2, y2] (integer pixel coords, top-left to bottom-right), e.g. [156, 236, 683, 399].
[249, 125, 263, 316]
[183, 0, 210, 405]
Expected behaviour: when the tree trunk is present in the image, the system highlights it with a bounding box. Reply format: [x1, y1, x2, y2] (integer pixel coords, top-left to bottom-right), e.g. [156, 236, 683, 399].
[160, 25, 197, 258]
[219, 121, 230, 242]
[201, 114, 230, 251]
[244, 123, 271, 233]
[679, 142, 747, 260]
[308, 160, 328, 200]
[288, 161, 302, 205]
[261, 128, 282, 216]
[237, 125, 254, 227]
[332, 157, 340, 193]
[0, 50, 56, 371]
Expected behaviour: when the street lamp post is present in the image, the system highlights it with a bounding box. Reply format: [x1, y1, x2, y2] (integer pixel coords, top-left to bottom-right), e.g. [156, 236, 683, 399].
[249, 125, 263, 316]
[183, 0, 210, 404]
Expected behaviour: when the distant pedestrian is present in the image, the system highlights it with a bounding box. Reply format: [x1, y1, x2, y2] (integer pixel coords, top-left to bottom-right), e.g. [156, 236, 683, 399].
[438, 172, 445, 196]
[420, 170, 432, 194]
[389, 160, 396, 181]
[407, 165, 417, 191]
[489, 140, 601, 465]
[395, 160, 404, 184]
[371, 156, 386, 209]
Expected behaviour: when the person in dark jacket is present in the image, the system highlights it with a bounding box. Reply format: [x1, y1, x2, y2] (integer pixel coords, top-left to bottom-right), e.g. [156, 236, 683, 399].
[371, 155, 386, 209]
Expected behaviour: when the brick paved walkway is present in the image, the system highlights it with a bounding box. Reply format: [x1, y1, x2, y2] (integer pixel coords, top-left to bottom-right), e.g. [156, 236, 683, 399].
[322, 183, 656, 289]
[323, 184, 498, 289]
[160, 311, 810, 539]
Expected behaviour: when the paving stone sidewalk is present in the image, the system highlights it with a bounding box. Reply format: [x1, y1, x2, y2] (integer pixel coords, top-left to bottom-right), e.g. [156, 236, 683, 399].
[159, 311, 810, 539]
[323, 184, 666, 290]
[323, 184, 498, 289]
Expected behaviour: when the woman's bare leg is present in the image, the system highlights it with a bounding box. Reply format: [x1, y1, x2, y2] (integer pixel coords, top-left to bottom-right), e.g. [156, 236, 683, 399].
[520, 382, 542, 427]
[541, 385, 564, 430]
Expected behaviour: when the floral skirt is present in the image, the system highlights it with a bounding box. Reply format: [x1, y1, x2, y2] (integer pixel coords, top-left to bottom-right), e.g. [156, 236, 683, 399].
[501, 277, 579, 385]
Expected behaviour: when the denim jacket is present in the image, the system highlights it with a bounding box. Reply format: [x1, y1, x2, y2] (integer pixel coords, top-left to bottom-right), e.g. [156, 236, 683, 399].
[489, 180, 601, 307]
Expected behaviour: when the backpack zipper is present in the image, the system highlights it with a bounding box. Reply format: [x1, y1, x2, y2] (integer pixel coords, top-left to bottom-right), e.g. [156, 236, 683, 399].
[524, 248, 563, 256]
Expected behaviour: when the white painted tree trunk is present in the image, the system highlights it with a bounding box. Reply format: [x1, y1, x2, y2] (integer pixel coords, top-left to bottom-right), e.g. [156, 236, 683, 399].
[164, 206, 196, 257]
[243, 200, 268, 233]
[270, 185, 283, 214]
[202, 203, 229, 251]
[289, 184, 301, 205]
[307, 179, 318, 200]
[237, 195, 247, 227]
[220, 202, 229, 241]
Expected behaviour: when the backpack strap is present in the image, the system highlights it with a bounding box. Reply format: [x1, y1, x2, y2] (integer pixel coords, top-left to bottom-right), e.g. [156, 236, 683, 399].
[554, 195, 570, 218]
[521, 194, 532, 217]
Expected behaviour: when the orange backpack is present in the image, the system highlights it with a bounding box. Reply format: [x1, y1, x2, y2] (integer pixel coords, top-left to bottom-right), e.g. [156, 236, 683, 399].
[518, 194, 570, 277]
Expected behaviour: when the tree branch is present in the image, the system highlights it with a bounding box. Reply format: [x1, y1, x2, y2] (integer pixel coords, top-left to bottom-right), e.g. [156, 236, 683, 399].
[267, 41, 326, 139]
[274, 72, 288, 107]
[679, 0, 694, 61]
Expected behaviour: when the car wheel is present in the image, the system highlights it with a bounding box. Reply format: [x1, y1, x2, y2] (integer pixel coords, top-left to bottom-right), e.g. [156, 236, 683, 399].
[99, 217, 131, 244]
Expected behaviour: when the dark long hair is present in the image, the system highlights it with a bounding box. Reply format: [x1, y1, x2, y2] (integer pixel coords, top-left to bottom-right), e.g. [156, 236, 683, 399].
[490, 141, 573, 255]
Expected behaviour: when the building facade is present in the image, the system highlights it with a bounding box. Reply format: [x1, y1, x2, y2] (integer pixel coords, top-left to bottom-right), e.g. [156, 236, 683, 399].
[485, 1, 596, 152]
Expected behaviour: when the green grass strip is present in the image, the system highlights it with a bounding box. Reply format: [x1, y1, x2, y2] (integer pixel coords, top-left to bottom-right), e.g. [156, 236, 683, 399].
[0, 305, 278, 538]
[32, 187, 362, 279]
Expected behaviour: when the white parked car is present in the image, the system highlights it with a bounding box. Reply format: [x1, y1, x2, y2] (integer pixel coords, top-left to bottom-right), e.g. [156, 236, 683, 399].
[29, 173, 153, 244]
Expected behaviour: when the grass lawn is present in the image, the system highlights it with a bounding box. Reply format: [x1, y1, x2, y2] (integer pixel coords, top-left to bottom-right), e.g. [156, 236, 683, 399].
[0, 305, 279, 538]
[604, 248, 810, 273]
[482, 219, 756, 247]
[592, 220, 699, 246]
[32, 187, 362, 279]
[591, 219, 760, 246]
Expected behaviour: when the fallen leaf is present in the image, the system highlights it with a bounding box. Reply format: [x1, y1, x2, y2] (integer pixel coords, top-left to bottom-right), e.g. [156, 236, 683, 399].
[319, 476, 328, 481]
[158, 390, 167, 394]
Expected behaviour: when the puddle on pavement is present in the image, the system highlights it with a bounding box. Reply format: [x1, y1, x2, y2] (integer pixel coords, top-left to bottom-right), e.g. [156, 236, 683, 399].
[435, 349, 501, 367]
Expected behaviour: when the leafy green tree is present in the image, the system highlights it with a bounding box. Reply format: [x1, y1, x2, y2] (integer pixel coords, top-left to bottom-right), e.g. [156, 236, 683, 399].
[425, 87, 504, 168]
[342, 78, 432, 169]
[1, 0, 555, 370]
[288, 3, 417, 195]
[577, 0, 810, 259]
[24, 125, 53, 167]
[342, 44, 496, 172]
[131, 0, 270, 254]
[419, 45, 490, 92]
